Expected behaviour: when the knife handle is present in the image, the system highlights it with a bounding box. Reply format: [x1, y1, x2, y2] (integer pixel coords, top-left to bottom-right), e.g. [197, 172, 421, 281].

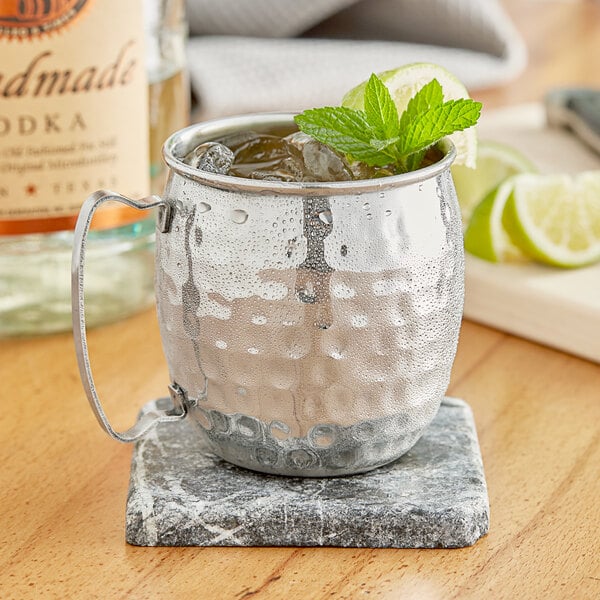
[545, 88, 600, 155]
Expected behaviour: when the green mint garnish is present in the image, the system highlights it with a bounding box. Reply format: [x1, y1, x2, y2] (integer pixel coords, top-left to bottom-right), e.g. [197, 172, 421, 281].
[294, 74, 481, 173]
[364, 73, 400, 140]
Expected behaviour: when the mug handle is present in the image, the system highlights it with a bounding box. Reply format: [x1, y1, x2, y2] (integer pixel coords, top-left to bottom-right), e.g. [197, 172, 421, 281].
[71, 190, 187, 443]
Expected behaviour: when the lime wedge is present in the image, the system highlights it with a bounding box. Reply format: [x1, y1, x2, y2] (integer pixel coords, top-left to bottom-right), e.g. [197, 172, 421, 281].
[502, 172, 600, 268]
[342, 62, 479, 168]
[464, 180, 528, 262]
[452, 140, 537, 225]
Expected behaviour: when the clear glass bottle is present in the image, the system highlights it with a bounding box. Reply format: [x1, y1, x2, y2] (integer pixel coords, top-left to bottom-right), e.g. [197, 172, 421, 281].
[0, 0, 189, 337]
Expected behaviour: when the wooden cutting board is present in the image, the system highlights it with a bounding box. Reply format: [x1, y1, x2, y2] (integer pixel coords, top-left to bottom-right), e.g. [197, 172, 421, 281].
[463, 103, 600, 363]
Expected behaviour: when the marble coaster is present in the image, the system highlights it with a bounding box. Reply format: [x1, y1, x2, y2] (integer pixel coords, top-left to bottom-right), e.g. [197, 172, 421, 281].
[126, 397, 489, 548]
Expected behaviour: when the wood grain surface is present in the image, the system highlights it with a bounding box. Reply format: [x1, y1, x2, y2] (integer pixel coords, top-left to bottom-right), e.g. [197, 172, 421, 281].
[2, 1, 600, 598]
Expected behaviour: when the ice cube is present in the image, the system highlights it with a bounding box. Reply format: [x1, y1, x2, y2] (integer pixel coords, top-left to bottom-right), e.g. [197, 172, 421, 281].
[184, 142, 234, 175]
[226, 133, 308, 181]
[348, 161, 393, 180]
[232, 134, 299, 165]
[215, 131, 260, 152]
[285, 132, 353, 182]
[243, 156, 306, 182]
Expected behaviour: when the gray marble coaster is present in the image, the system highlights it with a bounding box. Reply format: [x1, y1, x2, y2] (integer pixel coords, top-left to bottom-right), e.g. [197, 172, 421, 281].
[126, 397, 489, 548]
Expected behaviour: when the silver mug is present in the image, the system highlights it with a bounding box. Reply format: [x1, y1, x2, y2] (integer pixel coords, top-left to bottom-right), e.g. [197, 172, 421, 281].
[72, 113, 464, 477]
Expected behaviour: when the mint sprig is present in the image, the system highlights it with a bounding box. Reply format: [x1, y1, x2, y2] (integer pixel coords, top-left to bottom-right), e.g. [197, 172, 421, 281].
[294, 74, 481, 173]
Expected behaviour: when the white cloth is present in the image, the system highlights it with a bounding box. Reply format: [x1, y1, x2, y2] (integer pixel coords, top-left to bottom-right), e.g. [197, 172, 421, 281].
[186, 0, 527, 118]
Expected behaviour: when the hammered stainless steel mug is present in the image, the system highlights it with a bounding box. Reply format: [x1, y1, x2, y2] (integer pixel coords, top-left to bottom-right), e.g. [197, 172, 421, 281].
[72, 113, 464, 477]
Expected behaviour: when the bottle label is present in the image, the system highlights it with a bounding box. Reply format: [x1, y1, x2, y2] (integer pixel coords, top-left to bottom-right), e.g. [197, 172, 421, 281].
[0, 0, 150, 234]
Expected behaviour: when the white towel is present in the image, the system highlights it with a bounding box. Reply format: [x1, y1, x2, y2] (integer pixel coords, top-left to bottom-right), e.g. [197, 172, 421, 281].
[186, 0, 527, 118]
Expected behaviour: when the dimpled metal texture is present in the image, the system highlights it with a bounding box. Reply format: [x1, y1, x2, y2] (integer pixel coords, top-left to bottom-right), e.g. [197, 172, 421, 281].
[156, 120, 464, 477]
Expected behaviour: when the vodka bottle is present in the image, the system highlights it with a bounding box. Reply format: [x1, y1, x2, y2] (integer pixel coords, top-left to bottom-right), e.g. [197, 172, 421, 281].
[0, 0, 188, 336]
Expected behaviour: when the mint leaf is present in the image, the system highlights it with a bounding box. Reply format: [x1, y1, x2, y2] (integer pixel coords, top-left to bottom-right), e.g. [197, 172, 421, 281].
[399, 78, 444, 133]
[294, 73, 482, 174]
[397, 80, 444, 171]
[294, 107, 394, 166]
[397, 99, 482, 155]
[364, 73, 400, 140]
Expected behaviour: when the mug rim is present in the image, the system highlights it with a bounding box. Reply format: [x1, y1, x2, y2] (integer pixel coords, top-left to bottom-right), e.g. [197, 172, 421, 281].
[162, 112, 456, 196]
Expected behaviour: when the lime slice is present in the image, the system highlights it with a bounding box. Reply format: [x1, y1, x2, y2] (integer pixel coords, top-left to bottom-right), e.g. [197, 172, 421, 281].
[464, 179, 528, 262]
[452, 140, 537, 225]
[342, 62, 479, 168]
[502, 172, 600, 268]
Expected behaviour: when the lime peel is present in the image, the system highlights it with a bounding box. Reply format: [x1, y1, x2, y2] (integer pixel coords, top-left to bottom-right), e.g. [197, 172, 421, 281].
[502, 172, 600, 268]
[464, 180, 527, 262]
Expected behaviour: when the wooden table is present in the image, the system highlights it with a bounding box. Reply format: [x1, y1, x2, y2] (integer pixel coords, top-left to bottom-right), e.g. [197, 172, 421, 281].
[2, 1, 599, 598]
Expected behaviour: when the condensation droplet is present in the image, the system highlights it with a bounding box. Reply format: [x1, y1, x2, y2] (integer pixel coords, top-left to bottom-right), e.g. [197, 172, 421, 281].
[231, 209, 248, 224]
[366, 213, 373, 220]
[248, 347, 260, 354]
[385, 209, 392, 217]
[215, 340, 227, 349]
[285, 238, 296, 258]
[198, 202, 211, 213]
[318, 209, 333, 225]
[362, 202, 370, 211]
[251, 315, 267, 325]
